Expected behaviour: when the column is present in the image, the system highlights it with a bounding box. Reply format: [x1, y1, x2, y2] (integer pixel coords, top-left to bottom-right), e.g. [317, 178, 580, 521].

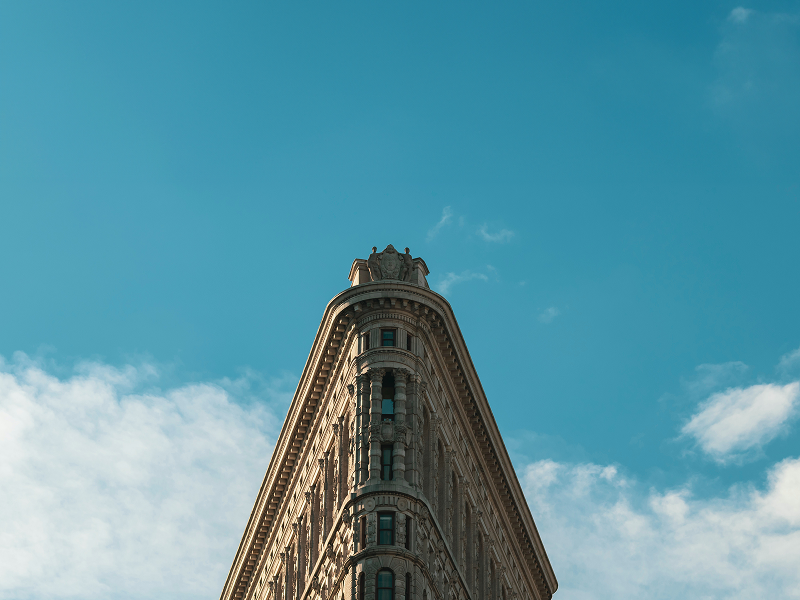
[337, 415, 346, 506]
[307, 487, 317, 568]
[331, 423, 339, 510]
[296, 516, 305, 599]
[355, 375, 369, 486]
[368, 369, 383, 483]
[418, 381, 429, 494]
[407, 377, 420, 489]
[283, 547, 292, 600]
[444, 449, 452, 541]
[393, 370, 408, 484]
[322, 452, 331, 538]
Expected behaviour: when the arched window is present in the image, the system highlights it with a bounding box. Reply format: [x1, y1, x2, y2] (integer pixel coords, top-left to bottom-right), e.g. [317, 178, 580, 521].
[382, 373, 395, 421]
[358, 573, 365, 600]
[377, 569, 394, 600]
[405, 573, 411, 600]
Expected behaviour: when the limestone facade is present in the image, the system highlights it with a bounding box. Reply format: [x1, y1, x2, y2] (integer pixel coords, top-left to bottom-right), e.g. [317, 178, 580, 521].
[220, 247, 557, 600]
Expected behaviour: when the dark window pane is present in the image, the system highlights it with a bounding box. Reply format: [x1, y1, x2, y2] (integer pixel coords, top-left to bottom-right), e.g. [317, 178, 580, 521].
[377, 569, 393, 600]
[382, 330, 395, 347]
[360, 516, 366, 549]
[381, 446, 393, 480]
[382, 398, 394, 418]
[379, 513, 394, 545]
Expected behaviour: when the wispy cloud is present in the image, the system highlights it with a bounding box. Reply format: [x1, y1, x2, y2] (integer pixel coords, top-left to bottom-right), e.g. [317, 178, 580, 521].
[729, 7, 753, 23]
[522, 456, 800, 599]
[711, 6, 800, 129]
[778, 346, 800, 376]
[436, 270, 489, 295]
[538, 307, 561, 323]
[427, 206, 453, 241]
[681, 382, 800, 462]
[0, 353, 292, 599]
[478, 224, 514, 243]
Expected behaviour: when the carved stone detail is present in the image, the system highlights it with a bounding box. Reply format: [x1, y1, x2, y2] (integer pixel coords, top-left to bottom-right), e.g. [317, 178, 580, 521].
[364, 245, 415, 282]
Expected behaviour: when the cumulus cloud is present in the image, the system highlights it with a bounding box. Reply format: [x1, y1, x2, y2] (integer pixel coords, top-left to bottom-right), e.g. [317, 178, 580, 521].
[681, 382, 800, 462]
[0, 353, 291, 599]
[477, 225, 514, 243]
[538, 307, 560, 324]
[427, 206, 454, 241]
[522, 456, 800, 599]
[436, 270, 489, 295]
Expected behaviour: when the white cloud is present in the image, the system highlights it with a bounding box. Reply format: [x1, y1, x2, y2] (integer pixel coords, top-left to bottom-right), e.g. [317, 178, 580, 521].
[477, 224, 514, 243]
[778, 346, 800, 375]
[435, 270, 489, 295]
[538, 307, 560, 324]
[427, 206, 453, 241]
[729, 7, 753, 23]
[681, 382, 800, 462]
[0, 353, 291, 599]
[522, 456, 800, 599]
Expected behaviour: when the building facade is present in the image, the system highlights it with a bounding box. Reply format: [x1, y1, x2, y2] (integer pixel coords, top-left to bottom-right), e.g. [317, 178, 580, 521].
[220, 245, 557, 600]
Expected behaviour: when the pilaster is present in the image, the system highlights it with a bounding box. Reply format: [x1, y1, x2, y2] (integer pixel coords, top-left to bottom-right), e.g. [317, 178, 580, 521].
[355, 375, 369, 487]
[392, 369, 408, 484]
[367, 369, 384, 483]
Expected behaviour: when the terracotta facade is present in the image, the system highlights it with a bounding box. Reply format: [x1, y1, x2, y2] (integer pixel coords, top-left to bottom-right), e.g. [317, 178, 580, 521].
[220, 248, 558, 600]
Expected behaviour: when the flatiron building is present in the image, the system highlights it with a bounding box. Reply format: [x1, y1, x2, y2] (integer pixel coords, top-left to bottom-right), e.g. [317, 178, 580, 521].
[220, 245, 557, 600]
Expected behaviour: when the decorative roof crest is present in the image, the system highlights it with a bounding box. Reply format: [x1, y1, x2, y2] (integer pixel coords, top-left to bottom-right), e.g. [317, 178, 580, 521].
[349, 245, 430, 288]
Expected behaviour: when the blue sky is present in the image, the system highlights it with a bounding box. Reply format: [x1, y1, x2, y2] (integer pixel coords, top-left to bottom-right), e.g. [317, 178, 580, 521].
[1, 2, 800, 598]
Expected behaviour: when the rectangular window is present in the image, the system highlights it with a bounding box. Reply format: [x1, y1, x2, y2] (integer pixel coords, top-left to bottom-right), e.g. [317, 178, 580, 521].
[381, 444, 393, 480]
[406, 573, 411, 600]
[405, 516, 412, 550]
[381, 397, 394, 421]
[360, 515, 366, 549]
[381, 329, 396, 347]
[378, 512, 394, 545]
[359, 333, 370, 353]
[406, 334, 413, 351]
